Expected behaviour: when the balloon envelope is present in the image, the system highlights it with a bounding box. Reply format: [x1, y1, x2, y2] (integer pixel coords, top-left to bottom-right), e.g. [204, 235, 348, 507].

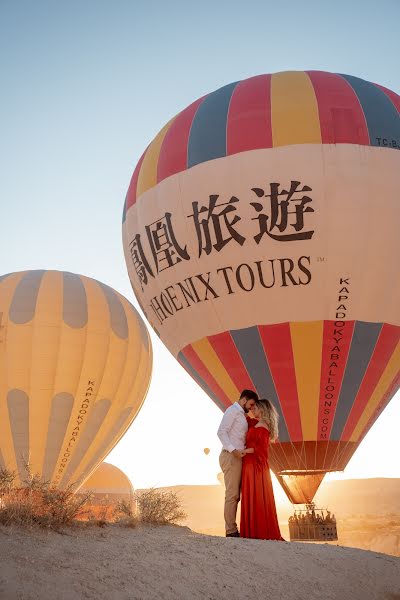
[123, 71, 400, 503]
[78, 462, 134, 501]
[203, 447, 210, 455]
[0, 270, 152, 489]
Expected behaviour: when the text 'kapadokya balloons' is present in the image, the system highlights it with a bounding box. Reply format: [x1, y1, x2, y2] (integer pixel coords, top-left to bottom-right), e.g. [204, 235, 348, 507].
[0, 271, 152, 489]
[122, 71, 400, 503]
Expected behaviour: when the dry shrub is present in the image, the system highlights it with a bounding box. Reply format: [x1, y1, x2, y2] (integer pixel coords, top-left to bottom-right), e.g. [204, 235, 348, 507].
[114, 498, 139, 528]
[135, 488, 187, 525]
[0, 465, 91, 530]
[0, 465, 187, 531]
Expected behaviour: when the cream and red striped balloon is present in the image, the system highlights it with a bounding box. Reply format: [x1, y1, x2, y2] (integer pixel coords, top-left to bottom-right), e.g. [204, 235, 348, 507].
[123, 70, 400, 503]
[0, 271, 152, 489]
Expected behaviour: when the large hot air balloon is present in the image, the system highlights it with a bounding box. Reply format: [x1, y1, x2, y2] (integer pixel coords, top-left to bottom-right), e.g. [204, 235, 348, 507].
[122, 71, 400, 505]
[0, 270, 152, 490]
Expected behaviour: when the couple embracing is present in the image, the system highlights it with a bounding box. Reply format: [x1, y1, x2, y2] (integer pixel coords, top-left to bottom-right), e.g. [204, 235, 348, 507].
[217, 390, 284, 540]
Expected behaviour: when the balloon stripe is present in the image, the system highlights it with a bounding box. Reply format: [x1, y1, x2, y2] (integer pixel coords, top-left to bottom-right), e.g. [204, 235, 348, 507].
[30, 271, 64, 474]
[0, 273, 25, 473]
[357, 369, 400, 445]
[53, 291, 88, 398]
[42, 393, 74, 481]
[125, 72, 400, 203]
[52, 278, 111, 487]
[74, 407, 135, 489]
[181, 345, 232, 409]
[307, 71, 370, 144]
[9, 270, 45, 324]
[290, 321, 323, 440]
[122, 193, 127, 224]
[350, 340, 400, 442]
[59, 398, 111, 487]
[157, 97, 205, 182]
[178, 351, 226, 412]
[341, 323, 400, 440]
[187, 82, 239, 168]
[259, 323, 303, 441]
[335, 367, 400, 470]
[66, 282, 129, 486]
[226, 75, 272, 154]
[230, 326, 290, 442]
[125, 149, 147, 213]
[137, 119, 176, 199]
[73, 302, 152, 487]
[130, 301, 151, 352]
[62, 272, 88, 328]
[374, 84, 400, 113]
[97, 282, 128, 339]
[339, 74, 400, 149]
[317, 320, 355, 441]
[207, 331, 254, 392]
[191, 338, 239, 402]
[7, 389, 29, 482]
[331, 321, 382, 440]
[271, 71, 322, 147]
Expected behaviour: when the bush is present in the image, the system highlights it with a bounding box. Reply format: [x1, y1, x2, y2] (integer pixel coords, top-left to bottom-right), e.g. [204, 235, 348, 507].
[135, 488, 187, 525]
[0, 466, 187, 530]
[0, 465, 91, 530]
[114, 498, 139, 528]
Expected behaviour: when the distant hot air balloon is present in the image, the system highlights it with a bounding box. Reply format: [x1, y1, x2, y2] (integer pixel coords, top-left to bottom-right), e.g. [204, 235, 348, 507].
[0, 270, 152, 489]
[78, 462, 134, 502]
[122, 71, 400, 504]
[203, 447, 210, 456]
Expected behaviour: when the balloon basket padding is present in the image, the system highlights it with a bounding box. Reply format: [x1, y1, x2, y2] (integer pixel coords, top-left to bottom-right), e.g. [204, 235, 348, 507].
[288, 503, 338, 542]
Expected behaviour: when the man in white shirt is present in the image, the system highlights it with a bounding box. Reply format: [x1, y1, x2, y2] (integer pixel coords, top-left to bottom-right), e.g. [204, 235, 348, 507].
[217, 389, 258, 537]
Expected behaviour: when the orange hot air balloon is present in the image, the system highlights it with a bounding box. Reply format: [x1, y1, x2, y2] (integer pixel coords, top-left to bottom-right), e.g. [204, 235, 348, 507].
[203, 447, 210, 456]
[78, 462, 134, 502]
[122, 71, 400, 504]
[77, 462, 135, 521]
[0, 271, 152, 489]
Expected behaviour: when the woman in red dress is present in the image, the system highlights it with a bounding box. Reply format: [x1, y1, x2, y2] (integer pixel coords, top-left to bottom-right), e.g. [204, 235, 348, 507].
[240, 398, 284, 540]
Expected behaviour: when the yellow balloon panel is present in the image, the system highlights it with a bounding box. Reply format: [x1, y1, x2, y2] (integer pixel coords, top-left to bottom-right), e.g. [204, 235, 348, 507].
[0, 271, 152, 488]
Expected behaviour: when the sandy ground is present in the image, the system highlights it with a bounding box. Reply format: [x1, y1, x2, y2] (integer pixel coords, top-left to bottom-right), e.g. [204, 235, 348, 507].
[0, 524, 399, 600]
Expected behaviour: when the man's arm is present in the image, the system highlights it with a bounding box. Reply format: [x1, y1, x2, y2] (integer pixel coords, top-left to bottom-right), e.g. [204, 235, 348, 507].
[217, 408, 237, 453]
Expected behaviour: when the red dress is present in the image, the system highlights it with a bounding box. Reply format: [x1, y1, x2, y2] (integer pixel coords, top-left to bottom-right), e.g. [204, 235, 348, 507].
[240, 420, 283, 540]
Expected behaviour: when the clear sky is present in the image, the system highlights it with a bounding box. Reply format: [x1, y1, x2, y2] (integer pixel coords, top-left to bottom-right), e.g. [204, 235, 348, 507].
[1, 0, 399, 492]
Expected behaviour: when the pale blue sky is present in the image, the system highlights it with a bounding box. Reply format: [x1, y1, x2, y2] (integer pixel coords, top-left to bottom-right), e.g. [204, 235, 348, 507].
[1, 0, 399, 495]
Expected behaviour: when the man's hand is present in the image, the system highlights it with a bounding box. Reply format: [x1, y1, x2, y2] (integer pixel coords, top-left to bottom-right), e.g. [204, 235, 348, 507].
[232, 449, 245, 458]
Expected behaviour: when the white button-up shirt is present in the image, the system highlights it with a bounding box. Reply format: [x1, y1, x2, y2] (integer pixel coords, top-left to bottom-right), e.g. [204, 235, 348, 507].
[217, 402, 248, 453]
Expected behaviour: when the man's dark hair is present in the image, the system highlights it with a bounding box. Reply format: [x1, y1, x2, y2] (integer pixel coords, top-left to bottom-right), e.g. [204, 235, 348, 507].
[239, 389, 258, 402]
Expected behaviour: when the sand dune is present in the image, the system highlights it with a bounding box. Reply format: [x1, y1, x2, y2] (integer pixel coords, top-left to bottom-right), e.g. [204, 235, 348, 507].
[0, 523, 399, 600]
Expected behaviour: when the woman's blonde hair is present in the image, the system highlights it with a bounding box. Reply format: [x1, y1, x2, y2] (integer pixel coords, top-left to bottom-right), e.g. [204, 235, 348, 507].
[256, 399, 279, 441]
